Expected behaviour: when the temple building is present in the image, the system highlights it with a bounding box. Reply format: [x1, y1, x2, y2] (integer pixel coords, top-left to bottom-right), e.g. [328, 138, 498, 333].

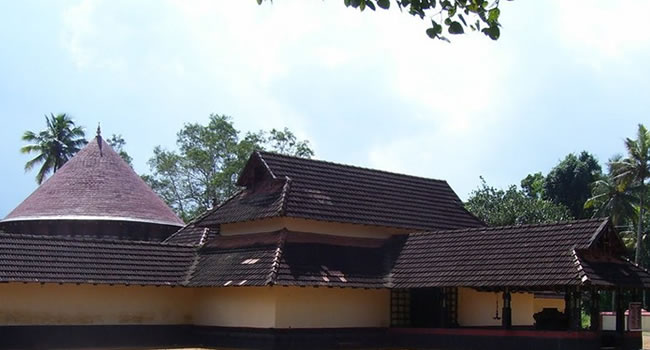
[1, 134, 649, 350]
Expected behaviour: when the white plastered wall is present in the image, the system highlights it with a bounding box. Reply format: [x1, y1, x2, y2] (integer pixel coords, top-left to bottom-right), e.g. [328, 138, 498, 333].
[0, 283, 195, 325]
[274, 286, 390, 328]
[457, 287, 535, 326]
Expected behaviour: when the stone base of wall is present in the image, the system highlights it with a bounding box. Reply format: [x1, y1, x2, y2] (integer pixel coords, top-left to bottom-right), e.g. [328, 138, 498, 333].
[0, 325, 641, 350]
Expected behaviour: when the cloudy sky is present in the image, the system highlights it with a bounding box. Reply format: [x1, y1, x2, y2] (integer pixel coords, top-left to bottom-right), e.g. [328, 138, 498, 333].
[1, 1, 649, 217]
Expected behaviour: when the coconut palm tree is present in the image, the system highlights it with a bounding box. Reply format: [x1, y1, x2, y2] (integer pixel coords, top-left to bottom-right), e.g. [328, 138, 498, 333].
[585, 175, 639, 229]
[610, 124, 650, 264]
[21, 113, 87, 184]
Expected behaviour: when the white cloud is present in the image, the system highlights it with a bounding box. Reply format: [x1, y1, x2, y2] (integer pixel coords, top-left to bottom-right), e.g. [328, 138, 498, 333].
[553, 0, 650, 68]
[57, 0, 519, 198]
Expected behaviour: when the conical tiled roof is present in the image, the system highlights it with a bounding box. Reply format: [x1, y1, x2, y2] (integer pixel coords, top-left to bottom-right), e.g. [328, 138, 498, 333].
[3, 136, 184, 227]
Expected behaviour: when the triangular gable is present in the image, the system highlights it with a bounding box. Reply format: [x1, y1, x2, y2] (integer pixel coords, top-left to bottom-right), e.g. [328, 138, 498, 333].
[584, 218, 627, 257]
[236, 151, 277, 187]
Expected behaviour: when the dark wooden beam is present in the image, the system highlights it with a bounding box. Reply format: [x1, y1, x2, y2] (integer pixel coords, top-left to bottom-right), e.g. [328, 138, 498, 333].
[502, 288, 512, 329]
[614, 288, 625, 333]
[590, 288, 600, 331]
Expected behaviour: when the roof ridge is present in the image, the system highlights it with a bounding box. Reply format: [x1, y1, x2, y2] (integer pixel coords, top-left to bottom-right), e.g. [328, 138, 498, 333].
[255, 150, 277, 180]
[265, 229, 286, 286]
[182, 233, 207, 286]
[572, 249, 590, 284]
[0, 232, 195, 248]
[278, 176, 292, 216]
[256, 150, 448, 184]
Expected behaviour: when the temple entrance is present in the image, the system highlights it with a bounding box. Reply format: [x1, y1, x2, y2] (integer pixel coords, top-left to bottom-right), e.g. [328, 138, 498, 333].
[410, 288, 443, 327]
[391, 288, 457, 328]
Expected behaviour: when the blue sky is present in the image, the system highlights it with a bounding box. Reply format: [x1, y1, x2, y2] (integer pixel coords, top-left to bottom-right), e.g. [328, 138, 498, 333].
[1, 0, 649, 218]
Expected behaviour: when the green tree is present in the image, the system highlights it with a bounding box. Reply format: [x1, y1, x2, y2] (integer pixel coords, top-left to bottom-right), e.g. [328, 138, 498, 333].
[465, 177, 573, 226]
[585, 156, 639, 229]
[145, 114, 313, 221]
[520, 172, 544, 199]
[610, 124, 650, 264]
[257, 0, 506, 41]
[106, 134, 133, 166]
[543, 151, 602, 219]
[21, 113, 87, 184]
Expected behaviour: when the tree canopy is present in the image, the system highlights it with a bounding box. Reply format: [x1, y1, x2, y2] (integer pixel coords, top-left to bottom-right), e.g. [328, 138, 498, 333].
[143, 114, 313, 222]
[543, 151, 602, 219]
[607, 124, 650, 264]
[465, 177, 572, 226]
[21, 113, 87, 184]
[258, 0, 507, 41]
[106, 134, 133, 167]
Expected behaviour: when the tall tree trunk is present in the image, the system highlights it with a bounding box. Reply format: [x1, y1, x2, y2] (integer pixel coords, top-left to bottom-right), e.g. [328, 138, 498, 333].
[636, 192, 645, 265]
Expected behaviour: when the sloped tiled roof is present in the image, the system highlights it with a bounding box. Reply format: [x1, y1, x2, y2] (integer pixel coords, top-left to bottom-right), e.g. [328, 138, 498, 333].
[2, 220, 649, 290]
[188, 232, 282, 287]
[189, 230, 389, 288]
[195, 151, 484, 231]
[0, 232, 194, 285]
[3, 136, 184, 227]
[390, 218, 613, 288]
[165, 224, 216, 246]
[198, 179, 289, 228]
[577, 254, 650, 288]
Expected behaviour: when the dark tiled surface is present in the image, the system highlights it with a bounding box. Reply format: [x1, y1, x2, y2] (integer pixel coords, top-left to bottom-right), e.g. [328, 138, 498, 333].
[578, 254, 650, 288]
[3, 137, 184, 227]
[0, 233, 194, 285]
[276, 241, 388, 288]
[189, 232, 283, 287]
[196, 151, 484, 231]
[190, 230, 388, 288]
[199, 178, 288, 227]
[3, 219, 650, 290]
[390, 218, 611, 288]
[165, 224, 216, 246]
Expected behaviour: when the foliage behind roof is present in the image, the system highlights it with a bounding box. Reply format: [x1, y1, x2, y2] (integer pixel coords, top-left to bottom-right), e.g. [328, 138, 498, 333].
[3, 136, 184, 227]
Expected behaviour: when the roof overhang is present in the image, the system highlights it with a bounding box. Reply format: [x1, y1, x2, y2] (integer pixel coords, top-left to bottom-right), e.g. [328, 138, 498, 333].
[1, 215, 184, 227]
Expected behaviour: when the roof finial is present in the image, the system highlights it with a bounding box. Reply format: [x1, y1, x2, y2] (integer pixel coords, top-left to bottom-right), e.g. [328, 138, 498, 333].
[96, 122, 103, 156]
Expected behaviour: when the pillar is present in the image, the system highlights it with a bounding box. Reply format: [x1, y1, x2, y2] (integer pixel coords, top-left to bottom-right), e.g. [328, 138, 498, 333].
[614, 288, 625, 333]
[502, 288, 512, 329]
[590, 288, 600, 331]
[440, 289, 448, 328]
[565, 287, 581, 330]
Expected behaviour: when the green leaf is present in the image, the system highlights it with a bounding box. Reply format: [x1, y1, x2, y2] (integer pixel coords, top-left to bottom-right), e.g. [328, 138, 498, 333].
[458, 13, 467, 26]
[344, 0, 351, 6]
[377, 0, 390, 9]
[488, 8, 500, 23]
[426, 27, 438, 39]
[482, 25, 500, 40]
[360, 0, 366, 10]
[365, 0, 376, 10]
[448, 21, 464, 34]
[256, 0, 263, 4]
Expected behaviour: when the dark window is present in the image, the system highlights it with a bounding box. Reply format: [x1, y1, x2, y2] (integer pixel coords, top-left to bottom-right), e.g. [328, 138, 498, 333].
[391, 289, 411, 327]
